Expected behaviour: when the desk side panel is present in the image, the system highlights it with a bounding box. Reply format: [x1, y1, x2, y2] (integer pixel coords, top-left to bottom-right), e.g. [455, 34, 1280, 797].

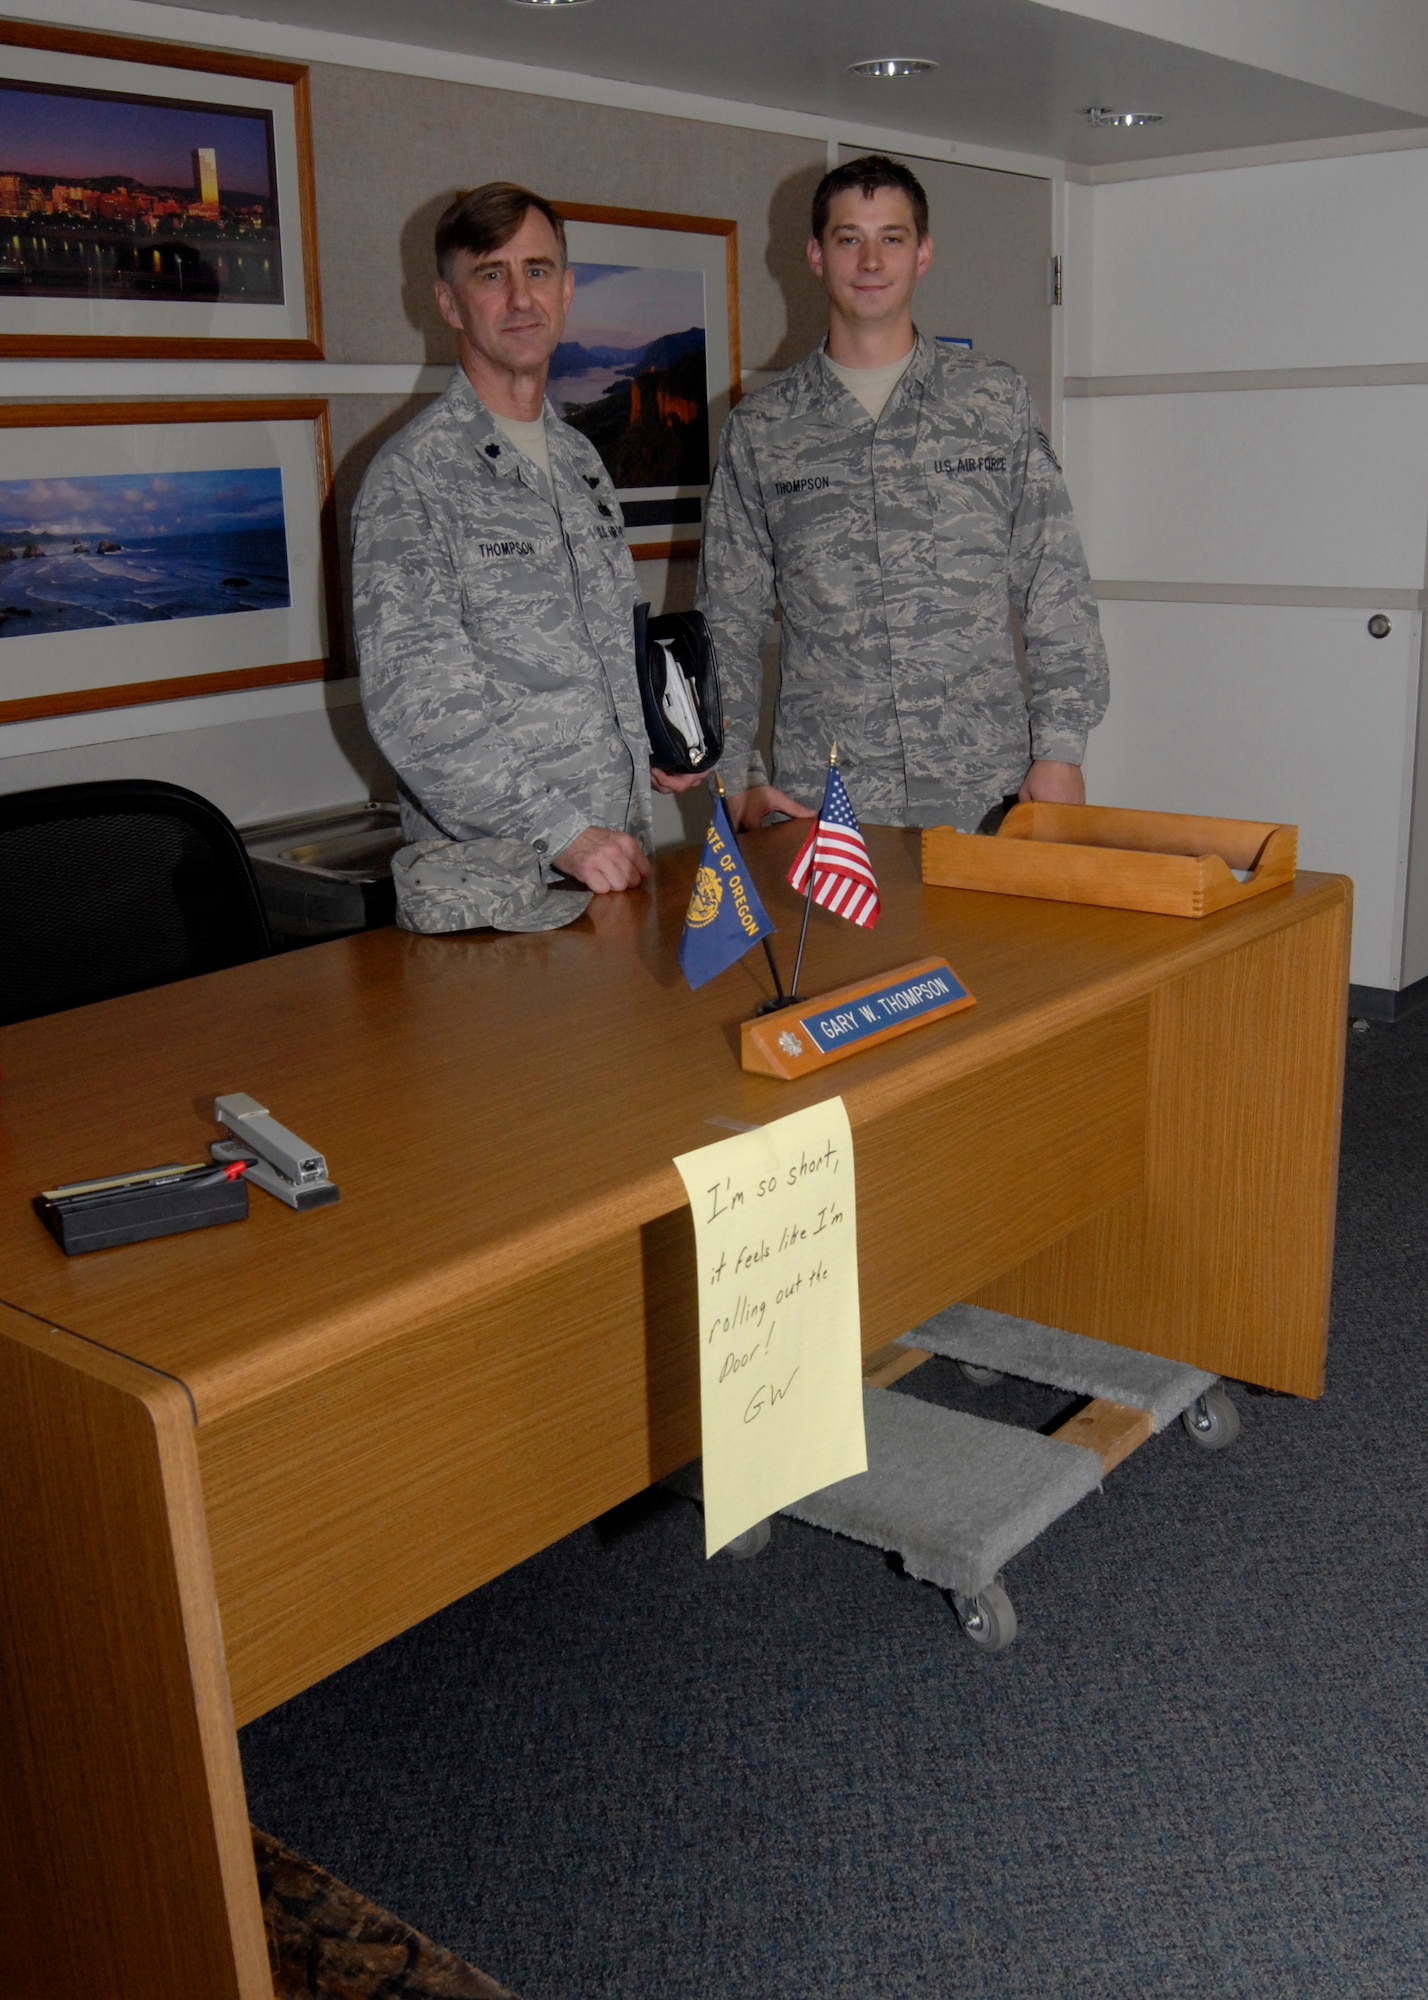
[972, 893, 1348, 1395]
[0, 1305, 270, 2000]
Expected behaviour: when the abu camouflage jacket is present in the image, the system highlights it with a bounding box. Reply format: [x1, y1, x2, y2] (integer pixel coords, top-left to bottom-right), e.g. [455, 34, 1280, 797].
[697, 332, 1108, 831]
[352, 367, 651, 870]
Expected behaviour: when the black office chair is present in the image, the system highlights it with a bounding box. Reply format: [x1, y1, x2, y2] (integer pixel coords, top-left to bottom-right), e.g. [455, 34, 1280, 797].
[0, 778, 273, 1026]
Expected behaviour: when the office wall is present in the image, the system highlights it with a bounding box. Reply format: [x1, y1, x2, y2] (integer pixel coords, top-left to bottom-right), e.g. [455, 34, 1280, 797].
[1064, 145, 1428, 995]
[0, 44, 828, 842]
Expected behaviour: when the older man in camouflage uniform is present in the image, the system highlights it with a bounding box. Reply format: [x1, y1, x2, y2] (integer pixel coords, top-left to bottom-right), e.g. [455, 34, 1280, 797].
[698, 155, 1108, 836]
[353, 182, 672, 924]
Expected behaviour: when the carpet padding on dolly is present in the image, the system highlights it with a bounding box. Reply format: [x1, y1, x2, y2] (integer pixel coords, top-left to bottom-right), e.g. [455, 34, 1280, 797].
[903, 1303, 1217, 1429]
[781, 1385, 1103, 1598]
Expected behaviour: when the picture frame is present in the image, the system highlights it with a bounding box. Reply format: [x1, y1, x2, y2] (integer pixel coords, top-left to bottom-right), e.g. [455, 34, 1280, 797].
[0, 21, 322, 358]
[0, 400, 342, 726]
[553, 203, 740, 560]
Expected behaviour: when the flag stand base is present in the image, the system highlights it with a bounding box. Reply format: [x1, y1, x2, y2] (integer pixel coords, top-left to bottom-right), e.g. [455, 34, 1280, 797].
[752, 993, 801, 1017]
[740, 958, 975, 1079]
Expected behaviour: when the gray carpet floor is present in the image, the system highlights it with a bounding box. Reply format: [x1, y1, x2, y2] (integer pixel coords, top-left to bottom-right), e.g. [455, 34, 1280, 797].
[240, 1014, 1428, 1999]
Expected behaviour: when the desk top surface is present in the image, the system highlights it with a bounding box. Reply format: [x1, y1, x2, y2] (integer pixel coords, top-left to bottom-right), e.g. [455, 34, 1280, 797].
[0, 823, 1345, 1421]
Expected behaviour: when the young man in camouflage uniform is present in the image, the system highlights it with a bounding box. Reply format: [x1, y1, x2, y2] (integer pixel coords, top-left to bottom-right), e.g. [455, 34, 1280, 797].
[353, 183, 684, 916]
[697, 155, 1108, 836]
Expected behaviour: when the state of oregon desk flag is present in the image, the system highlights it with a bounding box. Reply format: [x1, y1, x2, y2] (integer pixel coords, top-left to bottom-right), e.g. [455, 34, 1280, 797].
[680, 795, 776, 991]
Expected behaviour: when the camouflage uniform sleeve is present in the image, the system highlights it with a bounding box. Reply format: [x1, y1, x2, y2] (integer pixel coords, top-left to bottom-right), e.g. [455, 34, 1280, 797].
[352, 452, 590, 865]
[1006, 377, 1109, 766]
[696, 413, 775, 792]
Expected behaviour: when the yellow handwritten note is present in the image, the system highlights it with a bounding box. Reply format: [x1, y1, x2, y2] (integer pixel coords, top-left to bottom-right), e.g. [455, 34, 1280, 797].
[673, 1097, 866, 1556]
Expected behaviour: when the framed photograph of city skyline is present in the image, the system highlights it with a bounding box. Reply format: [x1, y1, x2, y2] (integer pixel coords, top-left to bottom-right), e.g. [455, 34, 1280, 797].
[0, 22, 321, 357]
[0, 400, 341, 724]
[553, 204, 739, 559]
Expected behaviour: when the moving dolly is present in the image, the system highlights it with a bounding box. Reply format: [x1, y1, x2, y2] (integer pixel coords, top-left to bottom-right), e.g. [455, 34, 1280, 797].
[694, 1303, 1242, 1652]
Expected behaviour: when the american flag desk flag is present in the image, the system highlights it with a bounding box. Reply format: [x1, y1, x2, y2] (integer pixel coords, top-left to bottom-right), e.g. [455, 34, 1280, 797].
[787, 760, 881, 929]
[740, 756, 975, 1078]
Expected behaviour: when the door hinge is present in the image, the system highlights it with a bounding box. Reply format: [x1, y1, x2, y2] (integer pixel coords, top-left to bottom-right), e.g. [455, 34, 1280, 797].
[1048, 254, 1063, 307]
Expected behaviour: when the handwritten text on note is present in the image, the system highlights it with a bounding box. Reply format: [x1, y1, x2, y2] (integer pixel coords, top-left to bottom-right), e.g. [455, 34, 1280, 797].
[674, 1098, 866, 1556]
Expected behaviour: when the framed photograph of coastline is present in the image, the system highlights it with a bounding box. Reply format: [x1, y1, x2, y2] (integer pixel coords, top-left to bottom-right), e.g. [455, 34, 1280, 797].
[0, 400, 341, 725]
[553, 203, 739, 560]
[0, 21, 321, 358]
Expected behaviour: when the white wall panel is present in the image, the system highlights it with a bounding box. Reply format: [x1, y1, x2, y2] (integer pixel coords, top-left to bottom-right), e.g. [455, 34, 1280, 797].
[1063, 181, 1097, 381]
[1081, 600, 1420, 989]
[0, 698, 391, 828]
[1059, 398, 1097, 545]
[1398, 621, 1428, 986]
[1075, 387, 1428, 586]
[1086, 150, 1428, 376]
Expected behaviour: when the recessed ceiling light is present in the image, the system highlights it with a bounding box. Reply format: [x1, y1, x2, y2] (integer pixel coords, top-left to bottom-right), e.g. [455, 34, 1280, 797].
[847, 57, 939, 80]
[1085, 107, 1163, 128]
[506, 0, 594, 9]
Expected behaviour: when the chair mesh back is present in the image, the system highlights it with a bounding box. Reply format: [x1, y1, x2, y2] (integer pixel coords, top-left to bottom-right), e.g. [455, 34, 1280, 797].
[0, 781, 272, 1026]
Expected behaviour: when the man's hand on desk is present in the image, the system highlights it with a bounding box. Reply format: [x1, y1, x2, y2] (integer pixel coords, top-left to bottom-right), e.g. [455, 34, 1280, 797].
[650, 768, 709, 795]
[1018, 759, 1085, 807]
[726, 785, 817, 831]
[553, 825, 652, 894]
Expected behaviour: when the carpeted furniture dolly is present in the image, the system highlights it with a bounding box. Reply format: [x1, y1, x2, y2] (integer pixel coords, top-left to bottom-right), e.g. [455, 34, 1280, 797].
[712, 1303, 1243, 1651]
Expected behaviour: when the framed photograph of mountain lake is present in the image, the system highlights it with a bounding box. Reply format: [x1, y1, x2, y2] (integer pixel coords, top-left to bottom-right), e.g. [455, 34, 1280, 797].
[0, 22, 321, 357]
[0, 400, 342, 724]
[552, 204, 739, 559]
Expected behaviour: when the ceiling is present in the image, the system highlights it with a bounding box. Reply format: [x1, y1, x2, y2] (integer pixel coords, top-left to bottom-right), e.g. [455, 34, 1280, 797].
[149, 0, 1425, 164]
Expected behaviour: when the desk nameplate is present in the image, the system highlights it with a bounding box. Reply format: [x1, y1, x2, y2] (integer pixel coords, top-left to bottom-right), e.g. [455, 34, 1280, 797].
[741, 957, 975, 1079]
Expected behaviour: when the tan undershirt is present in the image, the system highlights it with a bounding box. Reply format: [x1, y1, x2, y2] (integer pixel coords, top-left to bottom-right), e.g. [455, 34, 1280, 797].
[491, 410, 553, 489]
[825, 347, 916, 422]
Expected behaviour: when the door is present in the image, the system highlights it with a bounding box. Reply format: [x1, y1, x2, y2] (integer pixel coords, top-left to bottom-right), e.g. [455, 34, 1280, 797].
[842, 149, 1054, 422]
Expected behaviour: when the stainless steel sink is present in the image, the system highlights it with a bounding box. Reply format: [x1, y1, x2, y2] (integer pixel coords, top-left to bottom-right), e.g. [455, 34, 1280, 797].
[272, 825, 407, 876]
[242, 802, 403, 938]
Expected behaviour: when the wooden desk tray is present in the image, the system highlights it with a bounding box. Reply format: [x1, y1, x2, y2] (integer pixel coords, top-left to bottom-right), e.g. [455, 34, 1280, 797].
[921, 803, 1297, 919]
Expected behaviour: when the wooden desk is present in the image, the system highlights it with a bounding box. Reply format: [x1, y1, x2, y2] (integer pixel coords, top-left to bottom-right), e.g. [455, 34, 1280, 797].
[0, 826, 1348, 1998]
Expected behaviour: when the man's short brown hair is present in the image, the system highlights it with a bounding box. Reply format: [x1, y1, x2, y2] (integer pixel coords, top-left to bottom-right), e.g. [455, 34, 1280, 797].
[811, 154, 929, 242]
[434, 182, 568, 281]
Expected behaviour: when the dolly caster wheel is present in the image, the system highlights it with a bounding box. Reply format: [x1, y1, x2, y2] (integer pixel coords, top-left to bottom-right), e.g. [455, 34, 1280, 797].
[1182, 1384, 1241, 1451]
[724, 1518, 771, 1559]
[957, 1360, 1006, 1387]
[951, 1577, 1017, 1651]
